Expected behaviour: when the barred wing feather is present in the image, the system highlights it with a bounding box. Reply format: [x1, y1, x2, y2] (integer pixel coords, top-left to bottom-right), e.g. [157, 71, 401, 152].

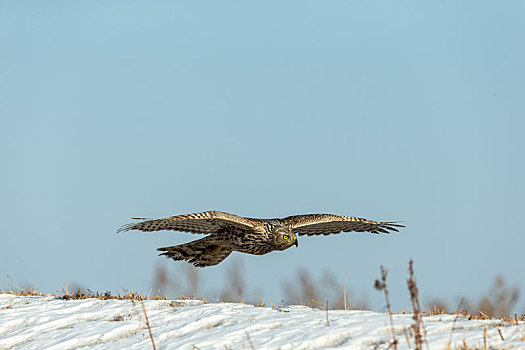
[282, 214, 403, 236]
[117, 210, 262, 235]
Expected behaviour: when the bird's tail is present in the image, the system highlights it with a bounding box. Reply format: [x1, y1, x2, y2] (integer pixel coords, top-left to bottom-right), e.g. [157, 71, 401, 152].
[157, 236, 232, 267]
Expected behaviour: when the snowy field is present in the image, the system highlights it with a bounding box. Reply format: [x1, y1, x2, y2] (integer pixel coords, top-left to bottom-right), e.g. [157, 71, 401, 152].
[1, 294, 524, 350]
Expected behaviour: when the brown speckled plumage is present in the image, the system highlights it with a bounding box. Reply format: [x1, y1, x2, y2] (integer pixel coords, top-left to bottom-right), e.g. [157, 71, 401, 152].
[118, 210, 403, 267]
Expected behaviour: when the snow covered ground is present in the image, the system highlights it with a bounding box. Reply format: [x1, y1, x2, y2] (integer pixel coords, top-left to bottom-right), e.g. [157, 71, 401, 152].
[1, 294, 524, 350]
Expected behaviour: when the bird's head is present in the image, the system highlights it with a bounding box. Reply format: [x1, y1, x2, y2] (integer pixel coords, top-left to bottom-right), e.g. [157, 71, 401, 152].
[273, 227, 298, 250]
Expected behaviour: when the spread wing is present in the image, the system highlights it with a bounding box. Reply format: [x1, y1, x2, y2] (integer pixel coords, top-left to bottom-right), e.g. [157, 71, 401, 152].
[282, 214, 403, 236]
[117, 210, 263, 235]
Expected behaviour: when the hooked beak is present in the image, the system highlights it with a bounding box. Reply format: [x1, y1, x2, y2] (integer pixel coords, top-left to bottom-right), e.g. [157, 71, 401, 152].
[294, 239, 298, 247]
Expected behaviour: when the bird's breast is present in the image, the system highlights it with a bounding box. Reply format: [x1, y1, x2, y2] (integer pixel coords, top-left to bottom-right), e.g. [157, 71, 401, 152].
[223, 230, 274, 255]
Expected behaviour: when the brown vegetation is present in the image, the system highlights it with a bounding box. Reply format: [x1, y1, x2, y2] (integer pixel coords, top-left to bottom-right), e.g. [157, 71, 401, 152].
[426, 277, 522, 320]
[2, 260, 524, 321]
[406, 259, 427, 350]
[374, 266, 398, 349]
[4, 260, 523, 350]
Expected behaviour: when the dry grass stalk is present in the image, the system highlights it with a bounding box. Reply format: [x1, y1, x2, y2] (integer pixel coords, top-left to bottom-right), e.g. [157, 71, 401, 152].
[325, 301, 330, 327]
[344, 272, 348, 310]
[129, 296, 155, 350]
[4, 286, 46, 297]
[141, 302, 156, 350]
[462, 339, 468, 349]
[244, 330, 255, 350]
[447, 298, 464, 349]
[407, 259, 427, 350]
[515, 313, 525, 342]
[62, 282, 69, 299]
[403, 327, 411, 348]
[496, 326, 504, 341]
[479, 310, 489, 319]
[374, 266, 398, 350]
[483, 325, 487, 350]
[1, 285, 166, 301]
[256, 298, 265, 307]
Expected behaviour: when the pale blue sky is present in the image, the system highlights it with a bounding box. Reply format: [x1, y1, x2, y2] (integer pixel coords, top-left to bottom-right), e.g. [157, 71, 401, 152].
[1, 1, 524, 312]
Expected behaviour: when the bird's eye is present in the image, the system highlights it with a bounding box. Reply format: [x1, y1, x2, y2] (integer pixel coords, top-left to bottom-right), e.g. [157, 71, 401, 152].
[283, 235, 289, 240]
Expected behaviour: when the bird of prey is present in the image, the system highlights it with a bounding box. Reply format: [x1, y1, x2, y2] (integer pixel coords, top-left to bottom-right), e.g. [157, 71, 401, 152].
[118, 211, 403, 267]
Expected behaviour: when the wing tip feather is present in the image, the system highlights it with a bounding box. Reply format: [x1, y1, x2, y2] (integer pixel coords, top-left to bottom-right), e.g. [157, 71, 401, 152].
[379, 221, 405, 233]
[116, 222, 136, 234]
[116, 218, 152, 234]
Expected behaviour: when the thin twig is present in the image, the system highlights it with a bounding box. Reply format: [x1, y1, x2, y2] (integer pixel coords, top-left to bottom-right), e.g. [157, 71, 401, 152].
[407, 259, 428, 350]
[325, 301, 330, 327]
[244, 330, 255, 350]
[375, 266, 398, 350]
[447, 298, 464, 348]
[496, 326, 504, 341]
[142, 302, 157, 350]
[403, 327, 411, 349]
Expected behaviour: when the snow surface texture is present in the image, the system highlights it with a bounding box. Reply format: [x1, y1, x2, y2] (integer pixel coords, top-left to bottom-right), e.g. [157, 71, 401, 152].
[1, 294, 524, 350]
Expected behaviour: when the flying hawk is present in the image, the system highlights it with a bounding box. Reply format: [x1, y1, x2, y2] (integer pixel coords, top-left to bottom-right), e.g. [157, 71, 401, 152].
[118, 211, 403, 267]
